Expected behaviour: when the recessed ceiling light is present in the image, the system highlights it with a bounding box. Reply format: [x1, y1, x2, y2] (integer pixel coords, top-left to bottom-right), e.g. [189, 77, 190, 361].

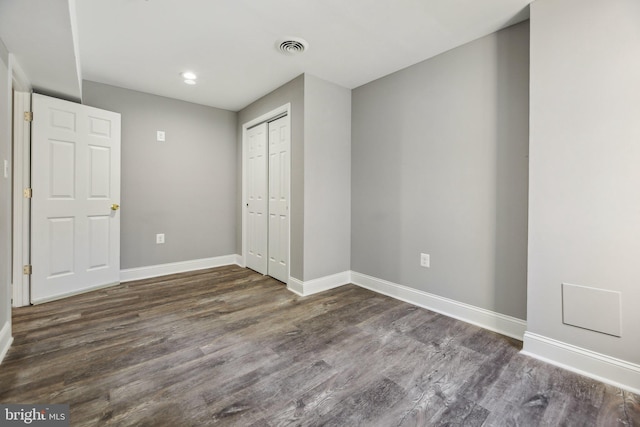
[184, 79, 196, 85]
[181, 71, 197, 80]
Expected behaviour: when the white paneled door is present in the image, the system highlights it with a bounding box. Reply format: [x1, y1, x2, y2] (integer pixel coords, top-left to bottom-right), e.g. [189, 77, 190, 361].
[267, 116, 290, 283]
[31, 94, 121, 303]
[245, 112, 290, 283]
[246, 123, 268, 274]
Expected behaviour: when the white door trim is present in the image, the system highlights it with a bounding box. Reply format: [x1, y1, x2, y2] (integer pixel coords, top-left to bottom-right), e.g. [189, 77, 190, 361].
[241, 103, 291, 280]
[9, 54, 31, 92]
[11, 91, 31, 307]
[10, 54, 32, 307]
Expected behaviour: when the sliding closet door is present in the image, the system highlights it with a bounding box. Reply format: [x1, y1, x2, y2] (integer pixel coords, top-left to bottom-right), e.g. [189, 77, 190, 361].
[267, 116, 290, 283]
[246, 123, 268, 274]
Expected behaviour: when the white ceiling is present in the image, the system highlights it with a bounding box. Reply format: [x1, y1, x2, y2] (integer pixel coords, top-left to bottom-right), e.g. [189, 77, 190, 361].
[1, 0, 531, 112]
[0, 0, 82, 101]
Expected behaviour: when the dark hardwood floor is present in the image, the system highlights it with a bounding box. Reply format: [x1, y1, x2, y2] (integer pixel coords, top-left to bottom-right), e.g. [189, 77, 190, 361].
[1, 265, 638, 426]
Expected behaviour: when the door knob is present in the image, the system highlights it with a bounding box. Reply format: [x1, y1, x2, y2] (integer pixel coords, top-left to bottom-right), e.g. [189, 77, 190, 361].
[111, 203, 120, 211]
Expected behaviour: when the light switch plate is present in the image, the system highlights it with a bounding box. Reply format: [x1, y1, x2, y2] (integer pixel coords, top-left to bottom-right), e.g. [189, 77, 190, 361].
[157, 131, 165, 142]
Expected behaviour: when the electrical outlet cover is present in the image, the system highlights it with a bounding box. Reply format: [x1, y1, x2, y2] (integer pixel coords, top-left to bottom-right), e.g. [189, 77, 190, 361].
[420, 253, 430, 268]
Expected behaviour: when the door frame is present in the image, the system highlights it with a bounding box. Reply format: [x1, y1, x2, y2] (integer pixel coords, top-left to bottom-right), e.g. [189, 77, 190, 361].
[11, 55, 31, 308]
[241, 103, 291, 282]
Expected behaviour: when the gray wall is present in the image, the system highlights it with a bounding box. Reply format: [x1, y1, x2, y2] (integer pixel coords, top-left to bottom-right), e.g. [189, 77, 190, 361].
[351, 22, 529, 319]
[304, 75, 351, 281]
[237, 75, 305, 280]
[528, 0, 640, 363]
[83, 81, 237, 270]
[0, 37, 12, 357]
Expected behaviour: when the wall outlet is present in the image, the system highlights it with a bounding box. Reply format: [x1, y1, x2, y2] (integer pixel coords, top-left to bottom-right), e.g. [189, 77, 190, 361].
[156, 233, 165, 244]
[420, 253, 430, 268]
[156, 131, 166, 142]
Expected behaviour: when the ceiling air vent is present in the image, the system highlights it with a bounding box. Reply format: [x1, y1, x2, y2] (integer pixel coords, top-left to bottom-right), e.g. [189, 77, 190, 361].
[277, 37, 309, 55]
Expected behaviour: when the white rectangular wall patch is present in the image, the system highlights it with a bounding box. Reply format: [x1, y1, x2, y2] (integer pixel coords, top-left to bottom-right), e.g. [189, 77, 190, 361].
[562, 283, 621, 337]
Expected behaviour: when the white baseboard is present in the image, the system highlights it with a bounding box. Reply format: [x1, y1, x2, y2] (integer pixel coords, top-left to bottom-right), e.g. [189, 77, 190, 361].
[522, 332, 640, 395]
[350, 271, 527, 341]
[287, 271, 351, 296]
[120, 255, 239, 282]
[235, 254, 245, 267]
[287, 278, 305, 296]
[0, 321, 13, 364]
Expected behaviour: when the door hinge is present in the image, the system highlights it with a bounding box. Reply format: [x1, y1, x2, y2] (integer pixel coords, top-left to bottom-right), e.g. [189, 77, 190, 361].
[23, 265, 32, 275]
[24, 111, 33, 122]
[24, 188, 32, 198]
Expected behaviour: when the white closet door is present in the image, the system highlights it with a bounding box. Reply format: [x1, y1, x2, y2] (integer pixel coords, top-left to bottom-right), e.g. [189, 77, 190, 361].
[246, 123, 268, 274]
[267, 116, 290, 283]
[31, 94, 121, 303]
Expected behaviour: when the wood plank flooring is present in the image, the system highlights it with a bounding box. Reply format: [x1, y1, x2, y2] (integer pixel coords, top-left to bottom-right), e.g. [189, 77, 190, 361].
[1, 265, 638, 426]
